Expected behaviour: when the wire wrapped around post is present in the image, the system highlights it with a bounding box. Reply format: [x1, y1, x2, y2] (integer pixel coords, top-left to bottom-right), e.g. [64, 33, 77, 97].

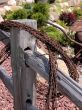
[0, 20, 79, 110]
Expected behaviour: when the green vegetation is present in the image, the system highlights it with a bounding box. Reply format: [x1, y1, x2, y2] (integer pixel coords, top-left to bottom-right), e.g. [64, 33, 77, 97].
[32, 13, 47, 27]
[56, 20, 67, 28]
[59, 12, 76, 26]
[41, 26, 70, 46]
[33, 3, 49, 15]
[4, 3, 49, 28]
[3, 9, 27, 20]
[4, 2, 82, 47]
[22, 3, 33, 10]
[32, 3, 49, 27]
[73, 8, 82, 19]
[22, 3, 33, 18]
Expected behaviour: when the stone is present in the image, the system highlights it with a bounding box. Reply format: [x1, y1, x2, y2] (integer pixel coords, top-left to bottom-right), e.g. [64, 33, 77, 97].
[0, 0, 8, 4]
[4, 6, 11, 11]
[10, 6, 23, 11]
[25, 0, 34, 3]
[8, 0, 16, 5]
[0, 8, 6, 15]
[49, 12, 59, 21]
[68, 0, 81, 6]
[0, 15, 4, 22]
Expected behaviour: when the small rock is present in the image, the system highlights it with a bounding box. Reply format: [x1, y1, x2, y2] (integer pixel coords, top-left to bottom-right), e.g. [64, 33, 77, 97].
[4, 6, 11, 11]
[0, 15, 4, 22]
[8, 0, 16, 6]
[49, 12, 59, 21]
[25, 0, 34, 3]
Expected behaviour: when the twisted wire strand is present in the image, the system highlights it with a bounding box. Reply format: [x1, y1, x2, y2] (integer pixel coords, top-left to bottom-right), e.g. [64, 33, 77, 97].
[0, 20, 79, 110]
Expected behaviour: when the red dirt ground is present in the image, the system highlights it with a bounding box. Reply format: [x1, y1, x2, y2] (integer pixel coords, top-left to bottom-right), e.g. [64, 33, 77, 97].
[0, 41, 79, 110]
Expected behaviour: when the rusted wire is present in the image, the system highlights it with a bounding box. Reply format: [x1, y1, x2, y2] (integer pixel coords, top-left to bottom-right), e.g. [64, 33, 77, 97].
[0, 43, 10, 64]
[43, 45, 58, 110]
[0, 20, 79, 110]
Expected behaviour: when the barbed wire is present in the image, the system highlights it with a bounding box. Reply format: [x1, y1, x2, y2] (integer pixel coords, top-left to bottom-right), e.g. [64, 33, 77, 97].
[0, 20, 79, 110]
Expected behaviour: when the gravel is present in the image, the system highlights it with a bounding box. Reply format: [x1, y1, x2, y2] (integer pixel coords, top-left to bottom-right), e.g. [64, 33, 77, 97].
[0, 41, 79, 110]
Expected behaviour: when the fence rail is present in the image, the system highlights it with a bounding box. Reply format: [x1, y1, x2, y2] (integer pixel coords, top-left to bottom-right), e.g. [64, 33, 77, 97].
[25, 49, 82, 109]
[0, 19, 82, 110]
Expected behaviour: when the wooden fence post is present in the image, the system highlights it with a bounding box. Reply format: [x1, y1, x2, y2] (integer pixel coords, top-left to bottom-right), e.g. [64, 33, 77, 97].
[10, 19, 37, 110]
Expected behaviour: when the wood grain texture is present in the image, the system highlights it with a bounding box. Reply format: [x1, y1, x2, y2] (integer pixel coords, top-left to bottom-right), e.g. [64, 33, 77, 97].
[10, 19, 37, 110]
[25, 50, 82, 109]
[0, 66, 13, 95]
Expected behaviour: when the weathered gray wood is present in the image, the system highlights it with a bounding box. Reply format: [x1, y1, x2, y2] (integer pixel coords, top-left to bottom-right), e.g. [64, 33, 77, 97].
[0, 29, 10, 45]
[10, 19, 37, 110]
[24, 50, 82, 109]
[26, 103, 38, 110]
[0, 66, 13, 95]
[57, 70, 82, 110]
[24, 50, 49, 81]
[0, 29, 10, 39]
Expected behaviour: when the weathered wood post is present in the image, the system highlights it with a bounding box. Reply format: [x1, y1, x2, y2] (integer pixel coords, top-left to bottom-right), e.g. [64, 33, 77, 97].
[10, 19, 37, 110]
